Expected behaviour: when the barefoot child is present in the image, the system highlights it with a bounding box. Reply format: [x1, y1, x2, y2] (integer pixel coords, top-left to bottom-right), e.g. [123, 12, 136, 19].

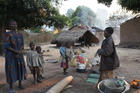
[60, 43, 69, 75]
[26, 42, 42, 84]
[36, 46, 45, 79]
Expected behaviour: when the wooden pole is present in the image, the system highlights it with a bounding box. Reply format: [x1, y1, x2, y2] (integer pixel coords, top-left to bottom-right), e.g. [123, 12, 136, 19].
[46, 76, 73, 93]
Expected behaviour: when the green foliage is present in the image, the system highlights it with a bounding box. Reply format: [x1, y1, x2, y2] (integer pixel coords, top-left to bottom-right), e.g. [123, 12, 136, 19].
[70, 6, 96, 26]
[97, 0, 140, 12]
[0, 0, 68, 28]
[98, 0, 113, 6]
[0, 0, 44, 28]
[0, 0, 67, 55]
[49, 14, 72, 29]
[119, 0, 140, 12]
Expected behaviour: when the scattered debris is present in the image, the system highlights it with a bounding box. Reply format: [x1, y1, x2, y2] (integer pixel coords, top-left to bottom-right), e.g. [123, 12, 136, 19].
[131, 80, 140, 89]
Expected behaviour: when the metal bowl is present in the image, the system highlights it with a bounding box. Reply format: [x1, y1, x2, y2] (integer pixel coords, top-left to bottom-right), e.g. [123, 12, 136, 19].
[98, 79, 130, 93]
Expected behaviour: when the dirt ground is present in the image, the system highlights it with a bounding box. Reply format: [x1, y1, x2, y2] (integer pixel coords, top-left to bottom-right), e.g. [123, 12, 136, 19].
[0, 44, 140, 93]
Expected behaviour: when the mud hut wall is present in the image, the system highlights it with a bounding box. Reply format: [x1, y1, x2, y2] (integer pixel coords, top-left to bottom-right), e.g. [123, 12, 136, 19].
[120, 17, 140, 45]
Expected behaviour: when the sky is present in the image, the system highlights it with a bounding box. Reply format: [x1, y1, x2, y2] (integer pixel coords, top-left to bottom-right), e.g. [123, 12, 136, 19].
[59, 0, 133, 29]
[59, 0, 121, 15]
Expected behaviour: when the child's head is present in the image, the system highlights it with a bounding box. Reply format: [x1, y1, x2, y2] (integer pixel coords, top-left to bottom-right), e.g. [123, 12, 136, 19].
[29, 42, 35, 50]
[61, 43, 65, 47]
[36, 46, 41, 53]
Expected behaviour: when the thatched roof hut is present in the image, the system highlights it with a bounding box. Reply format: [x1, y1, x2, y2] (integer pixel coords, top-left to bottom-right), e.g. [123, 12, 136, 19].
[51, 26, 100, 47]
[91, 27, 104, 43]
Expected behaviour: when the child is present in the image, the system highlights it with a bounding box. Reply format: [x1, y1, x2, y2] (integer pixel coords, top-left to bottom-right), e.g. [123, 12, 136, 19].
[36, 46, 45, 79]
[26, 42, 42, 84]
[60, 43, 69, 75]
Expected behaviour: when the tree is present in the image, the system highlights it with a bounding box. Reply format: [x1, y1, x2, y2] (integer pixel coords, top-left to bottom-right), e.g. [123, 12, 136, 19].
[0, 0, 67, 55]
[106, 10, 132, 27]
[49, 14, 72, 29]
[98, 0, 113, 6]
[97, 0, 140, 12]
[70, 6, 96, 27]
[120, 0, 140, 12]
[106, 14, 130, 27]
[66, 8, 74, 17]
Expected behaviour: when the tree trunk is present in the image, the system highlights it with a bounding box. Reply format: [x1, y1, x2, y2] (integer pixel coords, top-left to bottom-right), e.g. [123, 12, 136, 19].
[0, 26, 5, 56]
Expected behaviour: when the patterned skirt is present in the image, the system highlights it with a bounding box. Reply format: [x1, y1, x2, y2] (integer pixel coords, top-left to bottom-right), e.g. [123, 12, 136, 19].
[61, 61, 68, 69]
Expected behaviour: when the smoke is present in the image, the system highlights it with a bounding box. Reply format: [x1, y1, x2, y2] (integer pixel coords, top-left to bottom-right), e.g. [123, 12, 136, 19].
[74, 6, 95, 26]
[60, 0, 134, 29]
[94, 8, 108, 29]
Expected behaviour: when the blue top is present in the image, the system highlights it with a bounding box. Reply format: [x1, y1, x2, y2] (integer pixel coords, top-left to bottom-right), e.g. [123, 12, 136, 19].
[4, 31, 26, 83]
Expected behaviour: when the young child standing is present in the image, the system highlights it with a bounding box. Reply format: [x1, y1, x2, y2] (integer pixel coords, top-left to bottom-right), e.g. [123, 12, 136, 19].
[36, 46, 45, 79]
[26, 42, 42, 84]
[60, 43, 69, 75]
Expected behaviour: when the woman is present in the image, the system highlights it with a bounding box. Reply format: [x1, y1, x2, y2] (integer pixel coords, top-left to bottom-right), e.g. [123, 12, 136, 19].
[4, 20, 27, 92]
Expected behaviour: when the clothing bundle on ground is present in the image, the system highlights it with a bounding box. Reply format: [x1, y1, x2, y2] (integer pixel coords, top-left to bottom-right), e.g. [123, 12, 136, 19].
[86, 73, 100, 84]
[71, 53, 88, 68]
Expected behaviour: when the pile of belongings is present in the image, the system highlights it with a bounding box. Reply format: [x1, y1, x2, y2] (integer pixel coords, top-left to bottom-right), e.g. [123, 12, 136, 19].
[71, 53, 88, 67]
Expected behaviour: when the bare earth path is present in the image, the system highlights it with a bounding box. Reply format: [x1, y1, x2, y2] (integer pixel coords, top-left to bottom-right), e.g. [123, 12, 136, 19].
[0, 44, 140, 93]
